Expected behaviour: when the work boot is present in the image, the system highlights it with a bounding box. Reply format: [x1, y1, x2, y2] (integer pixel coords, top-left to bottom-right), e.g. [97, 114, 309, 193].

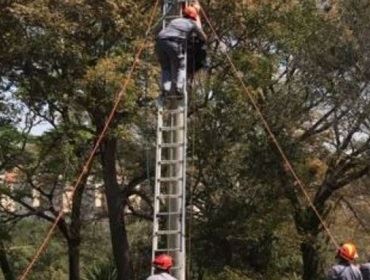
[165, 89, 183, 99]
[173, 89, 184, 99]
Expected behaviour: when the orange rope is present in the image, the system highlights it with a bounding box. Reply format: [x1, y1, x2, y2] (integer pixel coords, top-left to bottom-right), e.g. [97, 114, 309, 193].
[200, 5, 339, 249]
[17, 1, 160, 279]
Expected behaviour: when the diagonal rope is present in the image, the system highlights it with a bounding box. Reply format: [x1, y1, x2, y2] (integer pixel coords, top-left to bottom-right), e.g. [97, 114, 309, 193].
[199, 4, 339, 249]
[18, 1, 160, 279]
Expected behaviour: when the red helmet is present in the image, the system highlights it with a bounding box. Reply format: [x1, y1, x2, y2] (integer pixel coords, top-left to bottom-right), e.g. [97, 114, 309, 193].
[337, 243, 359, 262]
[153, 254, 173, 270]
[183, 6, 198, 20]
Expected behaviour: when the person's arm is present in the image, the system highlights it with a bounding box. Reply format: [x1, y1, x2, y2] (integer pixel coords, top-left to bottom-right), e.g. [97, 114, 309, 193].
[192, 22, 207, 42]
[327, 268, 336, 280]
[152, 21, 164, 37]
[357, 266, 364, 280]
[195, 15, 202, 28]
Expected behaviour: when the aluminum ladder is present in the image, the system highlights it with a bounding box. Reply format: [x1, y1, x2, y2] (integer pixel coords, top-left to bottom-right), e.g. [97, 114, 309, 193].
[152, 1, 188, 280]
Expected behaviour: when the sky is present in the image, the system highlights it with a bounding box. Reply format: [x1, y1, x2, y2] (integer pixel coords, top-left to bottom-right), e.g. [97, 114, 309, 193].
[29, 121, 53, 136]
[2, 88, 53, 136]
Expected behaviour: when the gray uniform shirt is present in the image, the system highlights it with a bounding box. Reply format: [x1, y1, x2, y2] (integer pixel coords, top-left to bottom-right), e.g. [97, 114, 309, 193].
[146, 272, 177, 280]
[328, 263, 363, 280]
[157, 18, 206, 41]
[360, 263, 370, 280]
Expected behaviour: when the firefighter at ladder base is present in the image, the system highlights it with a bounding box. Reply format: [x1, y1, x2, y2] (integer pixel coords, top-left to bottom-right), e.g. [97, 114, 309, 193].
[155, 6, 207, 98]
[147, 254, 177, 280]
[327, 243, 363, 280]
[360, 253, 370, 280]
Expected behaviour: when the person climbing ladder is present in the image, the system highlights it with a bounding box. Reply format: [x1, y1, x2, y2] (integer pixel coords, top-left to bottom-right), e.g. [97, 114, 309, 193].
[155, 5, 207, 98]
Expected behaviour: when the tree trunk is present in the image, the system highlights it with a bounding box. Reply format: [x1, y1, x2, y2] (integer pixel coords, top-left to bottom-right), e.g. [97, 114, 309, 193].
[296, 207, 326, 280]
[57, 218, 81, 280]
[56, 175, 86, 280]
[100, 136, 131, 280]
[284, 175, 330, 280]
[67, 239, 80, 280]
[67, 173, 87, 280]
[301, 240, 321, 280]
[0, 240, 15, 280]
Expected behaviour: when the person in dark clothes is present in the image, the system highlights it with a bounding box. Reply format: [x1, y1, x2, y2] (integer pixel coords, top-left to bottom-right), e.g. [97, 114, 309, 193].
[155, 6, 207, 97]
[360, 254, 370, 280]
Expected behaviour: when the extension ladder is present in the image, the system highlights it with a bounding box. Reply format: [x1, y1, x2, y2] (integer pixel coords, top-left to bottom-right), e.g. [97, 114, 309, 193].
[152, 1, 189, 280]
[152, 98, 187, 279]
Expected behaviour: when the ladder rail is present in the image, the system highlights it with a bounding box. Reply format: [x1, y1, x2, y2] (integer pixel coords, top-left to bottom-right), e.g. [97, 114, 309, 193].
[180, 89, 188, 255]
[152, 102, 164, 257]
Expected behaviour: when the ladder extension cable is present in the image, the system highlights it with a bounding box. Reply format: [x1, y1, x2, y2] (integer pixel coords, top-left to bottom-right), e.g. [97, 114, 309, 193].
[199, 4, 339, 249]
[18, 1, 160, 279]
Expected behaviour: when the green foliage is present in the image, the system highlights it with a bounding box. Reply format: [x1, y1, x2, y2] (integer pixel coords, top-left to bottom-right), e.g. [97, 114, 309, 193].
[204, 267, 252, 280]
[83, 260, 117, 280]
[127, 221, 152, 278]
[7, 220, 68, 280]
[0, 124, 24, 169]
[1, 0, 370, 280]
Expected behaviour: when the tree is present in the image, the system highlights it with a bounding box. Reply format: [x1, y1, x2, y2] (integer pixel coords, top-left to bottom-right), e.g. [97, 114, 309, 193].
[1, 0, 370, 279]
[0, 226, 15, 280]
[1, 1, 156, 279]
[191, 0, 370, 278]
[259, 1, 370, 278]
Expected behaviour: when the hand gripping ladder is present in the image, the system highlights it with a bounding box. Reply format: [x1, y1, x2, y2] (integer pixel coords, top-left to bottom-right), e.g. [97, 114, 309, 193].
[152, 2, 189, 279]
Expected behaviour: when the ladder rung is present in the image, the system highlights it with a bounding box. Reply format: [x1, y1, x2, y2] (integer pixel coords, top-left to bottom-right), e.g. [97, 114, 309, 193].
[155, 248, 181, 252]
[161, 109, 185, 115]
[156, 230, 181, 235]
[158, 160, 184, 165]
[156, 212, 182, 216]
[160, 143, 184, 148]
[156, 194, 183, 199]
[158, 177, 183, 182]
[160, 126, 185, 131]
[165, 15, 182, 20]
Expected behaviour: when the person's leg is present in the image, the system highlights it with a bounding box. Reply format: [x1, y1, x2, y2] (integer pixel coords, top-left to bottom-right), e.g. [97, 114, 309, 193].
[173, 43, 186, 95]
[166, 41, 186, 96]
[155, 40, 172, 94]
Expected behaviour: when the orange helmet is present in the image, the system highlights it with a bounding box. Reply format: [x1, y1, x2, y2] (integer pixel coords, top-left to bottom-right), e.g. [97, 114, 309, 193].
[337, 243, 359, 262]
[153, 254, 173, 270]
[183, 6, 198, 20]
[191, 3, 201, 13]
